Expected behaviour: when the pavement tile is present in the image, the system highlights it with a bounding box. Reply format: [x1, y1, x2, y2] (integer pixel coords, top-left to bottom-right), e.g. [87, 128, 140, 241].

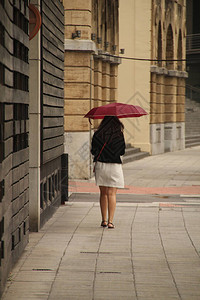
[95, 272, 133, 282]
[135, 274, 175, 285]
[96, 260, 132, 274]
[94, 290, 137, 299]
[137, 292, 180, 300]
[57, 270, 94, 281]
[175, 275, 200, 285]
[178, 284, 200, 295]
[12, 270, 56, 282]
[59, 259, 96, 272]
[137, 289, 180, 299]
[94, 280, 135, 291]
[19, 258, 60, 271]
[2, 281, 52, 300]
[51, 279, 93, 290]
[169, 265, 200, 274]
[49, 288, 93, 299]
[181, 297, 200, 300]
[3, 147, 200, 300]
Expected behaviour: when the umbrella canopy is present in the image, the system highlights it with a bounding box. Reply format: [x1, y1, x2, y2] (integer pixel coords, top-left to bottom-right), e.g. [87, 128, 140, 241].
[84, 102, 148, 119]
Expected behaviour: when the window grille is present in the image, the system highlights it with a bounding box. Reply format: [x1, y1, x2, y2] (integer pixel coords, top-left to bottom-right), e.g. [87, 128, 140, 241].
[0, 0, 4, 8]
[0, 22, 5, 47]
[0, 103, 4, 163]
[13, 7, 28, 34]
[13, 72, 28, 91]
[0, 63, 4, 85]
[0, 180, 4, 202]
[13, 104, 29, 152]
[14, 39, 29, 63]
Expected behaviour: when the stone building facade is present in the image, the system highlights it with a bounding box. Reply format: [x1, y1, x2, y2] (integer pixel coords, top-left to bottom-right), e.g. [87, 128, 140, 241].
[0, 0, 29, 293]
[64, 0, 120, 179]
[185, 0, 200, 144]
[119, 0, 187, 156]
[150, 0, 187, 154]
[29, 0, 65, 231]
[0, 0, 65, 295]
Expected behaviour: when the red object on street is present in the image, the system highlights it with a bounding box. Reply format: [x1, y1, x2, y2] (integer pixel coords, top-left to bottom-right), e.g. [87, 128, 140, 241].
[84, 102, 148, 119]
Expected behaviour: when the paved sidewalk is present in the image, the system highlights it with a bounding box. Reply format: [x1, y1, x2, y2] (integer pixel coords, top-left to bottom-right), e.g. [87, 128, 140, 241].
[69, 146, 200, 195]
[2, 146, 200, 300]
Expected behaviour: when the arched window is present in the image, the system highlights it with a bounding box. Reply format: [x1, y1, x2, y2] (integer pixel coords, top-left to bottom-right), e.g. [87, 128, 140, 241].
[166, 24, 174, 69]
[92, 0, 98, 39]
[157, 22, 162, 67]
[177, 29, 182, 71]
[110, 0, 116, 53]
[100, 1, 106, 48]
[165, 0, 171, 10]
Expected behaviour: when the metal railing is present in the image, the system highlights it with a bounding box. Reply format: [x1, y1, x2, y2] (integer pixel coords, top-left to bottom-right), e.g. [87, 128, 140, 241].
[186, 84, 200, 103]
[186, 33, 200, 54]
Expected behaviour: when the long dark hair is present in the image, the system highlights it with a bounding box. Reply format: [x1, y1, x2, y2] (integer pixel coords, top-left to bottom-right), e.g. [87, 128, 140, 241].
[95, 116, 124, 141]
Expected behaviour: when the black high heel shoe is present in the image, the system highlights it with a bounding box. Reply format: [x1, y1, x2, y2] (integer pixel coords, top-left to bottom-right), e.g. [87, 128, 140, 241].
[101, 220, 107, 227]
[108, 222, 115, 229]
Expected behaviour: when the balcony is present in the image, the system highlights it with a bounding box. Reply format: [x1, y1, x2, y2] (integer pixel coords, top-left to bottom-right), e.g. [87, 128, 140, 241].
[186, 33, 200, 54]
[186, 84, 200, 103]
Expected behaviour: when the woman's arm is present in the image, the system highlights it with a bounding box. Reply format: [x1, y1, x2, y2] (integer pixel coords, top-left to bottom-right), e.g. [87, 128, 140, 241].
[91, 133, 102, 156]
[120, 134, 125, 156]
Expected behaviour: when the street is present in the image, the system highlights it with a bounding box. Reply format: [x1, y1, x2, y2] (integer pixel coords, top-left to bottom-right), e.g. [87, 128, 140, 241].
[2, 146, 200, 300]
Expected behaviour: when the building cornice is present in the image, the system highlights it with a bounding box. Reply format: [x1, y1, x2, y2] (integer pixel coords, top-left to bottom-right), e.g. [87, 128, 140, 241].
[150, 65, 188, 78]
[64, 39, 121, 64]
[65, 39, 98, 53]
[94, 50, 121, 65]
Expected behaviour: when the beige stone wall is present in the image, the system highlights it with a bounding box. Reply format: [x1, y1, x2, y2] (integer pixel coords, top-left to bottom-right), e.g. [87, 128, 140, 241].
[119, 0, 186, 155]
[64, 51, 91, 132]
[150, 0, 186, 153]
[64, 0, 92, 39]
[176, 77, 185, 122]
[64, 1, 93, 134]
[118, 0, 151, 152]
[64, 0, 120, 178]
[64, 0, 119, 132]
[150, 72, 186, 124]
[151, 0, 187, 123]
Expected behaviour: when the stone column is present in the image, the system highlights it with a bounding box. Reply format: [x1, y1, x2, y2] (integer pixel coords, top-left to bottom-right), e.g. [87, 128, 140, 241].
[110, 64, 118, 102]
[164, 76, 177, 152]
[176, 77, 185, 149]
[29, 0, 41, 231]
[64, 51, 92, 179]
[94, 59, 102, 129]
[102, 62, 110, 104]
[150, 72, 164, 155]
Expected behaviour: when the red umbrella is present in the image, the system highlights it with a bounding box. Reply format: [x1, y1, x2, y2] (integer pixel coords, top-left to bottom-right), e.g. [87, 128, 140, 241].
[84, 102, 148, 119]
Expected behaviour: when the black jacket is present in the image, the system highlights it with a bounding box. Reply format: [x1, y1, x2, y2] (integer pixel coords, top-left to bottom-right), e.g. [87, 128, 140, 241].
[91, 130, 125, 164]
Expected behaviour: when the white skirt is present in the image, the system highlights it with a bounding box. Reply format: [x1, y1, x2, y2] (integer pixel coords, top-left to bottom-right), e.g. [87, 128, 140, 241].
[94, 161, 124, 189]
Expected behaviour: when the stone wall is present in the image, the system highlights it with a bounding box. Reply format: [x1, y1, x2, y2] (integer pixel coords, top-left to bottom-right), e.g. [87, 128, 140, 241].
[40, 0, 64, 227]
[118, 0, 151, 153]
[0, 0, 29, 295]
[150, 0, 187, 154]
[64, 0, 120, 179]
[29, 0, 65, 231]
[0, 0, 65, 294]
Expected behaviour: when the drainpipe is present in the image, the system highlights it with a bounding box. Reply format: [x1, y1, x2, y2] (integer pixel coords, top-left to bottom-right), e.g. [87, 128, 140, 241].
[29, 0, 42, 231]
[89, 54, 93, 178]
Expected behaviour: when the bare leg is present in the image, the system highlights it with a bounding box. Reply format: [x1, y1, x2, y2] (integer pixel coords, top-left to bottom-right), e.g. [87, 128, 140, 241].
[107, 187, 117, 226]
[99, 186, 108, 223]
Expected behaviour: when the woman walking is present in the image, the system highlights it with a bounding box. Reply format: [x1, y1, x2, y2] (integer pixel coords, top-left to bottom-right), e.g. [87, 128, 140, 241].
[91, 116, 125, 229]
